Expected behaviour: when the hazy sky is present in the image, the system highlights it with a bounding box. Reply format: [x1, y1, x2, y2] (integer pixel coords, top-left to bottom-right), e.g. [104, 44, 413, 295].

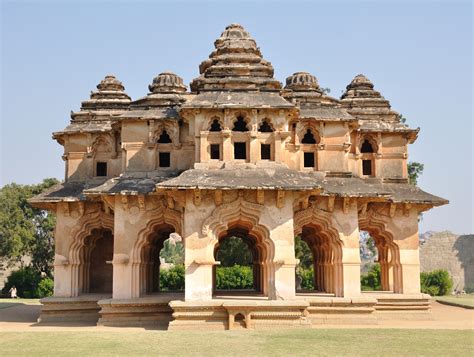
[1, 1, 472, 234]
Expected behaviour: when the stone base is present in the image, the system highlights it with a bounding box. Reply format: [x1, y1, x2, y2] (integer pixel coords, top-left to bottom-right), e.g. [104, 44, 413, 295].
[38, 294, 109, 324]
[168, 300, 311, 330]
[305, 296, 378, 325]
[368, 292, 433, 320]
[98, 293, 183, 328]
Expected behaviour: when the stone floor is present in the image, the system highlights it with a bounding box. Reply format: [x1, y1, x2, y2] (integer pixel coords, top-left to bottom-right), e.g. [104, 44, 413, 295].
[0, 300, 472, 331]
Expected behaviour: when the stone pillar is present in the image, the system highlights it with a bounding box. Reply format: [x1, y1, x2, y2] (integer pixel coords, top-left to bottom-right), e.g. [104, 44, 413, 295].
[249, 132, 258, 163]
[222, 130, 232, 161]
[334, 200, 361, 297]
[183, 191, 216, 301]
[260, 192, 296, 300]
[199, 131, 209, 162]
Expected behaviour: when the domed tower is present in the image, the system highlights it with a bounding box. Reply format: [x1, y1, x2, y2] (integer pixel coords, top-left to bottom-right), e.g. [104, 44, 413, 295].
[52, 75, 131, 180]
[189, 23, 282, 93]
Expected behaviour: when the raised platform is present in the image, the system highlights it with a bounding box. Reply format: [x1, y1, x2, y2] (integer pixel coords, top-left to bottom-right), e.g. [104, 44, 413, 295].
[37, 292, 433, 328]
[39, 294, 110, 324]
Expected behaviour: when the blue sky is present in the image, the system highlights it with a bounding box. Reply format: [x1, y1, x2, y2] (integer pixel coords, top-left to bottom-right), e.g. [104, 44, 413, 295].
[1, 1, 472, 234]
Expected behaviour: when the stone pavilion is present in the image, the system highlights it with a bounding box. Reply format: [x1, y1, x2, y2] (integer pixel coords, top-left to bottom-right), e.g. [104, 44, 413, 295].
[30, 24, 448, 329]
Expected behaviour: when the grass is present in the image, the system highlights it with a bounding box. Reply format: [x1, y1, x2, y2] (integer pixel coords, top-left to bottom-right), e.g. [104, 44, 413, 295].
[436, 294, 474, 308]
[0, 298, 40, 309]
[0, 329, 472, 356]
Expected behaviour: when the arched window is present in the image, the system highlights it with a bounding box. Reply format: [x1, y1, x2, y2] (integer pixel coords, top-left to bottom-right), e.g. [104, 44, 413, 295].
[209, 119, 222, 132]
[232, 116, 249, 132]
[361, 139, 374, 153]
[258, 120, 274, 133]
[302, 129, 317, 144]
[157, 130, 172, 144]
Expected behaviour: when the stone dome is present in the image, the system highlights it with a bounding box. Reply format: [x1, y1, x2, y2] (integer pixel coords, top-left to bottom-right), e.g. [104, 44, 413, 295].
[284, 72, 320, 91]
[96, 75, 126, 92]
[345, 74, 374, 91]
[190, 23, 282, 92]
[149, 71, 187, 94]
[84, 75, 131, 110]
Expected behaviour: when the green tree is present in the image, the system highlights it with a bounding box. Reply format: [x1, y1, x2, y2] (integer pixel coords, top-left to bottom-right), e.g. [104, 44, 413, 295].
[295, 235, 313, 269]
[0, 178, 59, 277]
[216, 237, 252, 267]
[408, 161, 424, 185]
[160, 239, 184, 265]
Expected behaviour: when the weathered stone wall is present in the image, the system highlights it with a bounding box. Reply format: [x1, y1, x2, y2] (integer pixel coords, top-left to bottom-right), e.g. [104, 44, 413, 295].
[420, 232, 474, 291]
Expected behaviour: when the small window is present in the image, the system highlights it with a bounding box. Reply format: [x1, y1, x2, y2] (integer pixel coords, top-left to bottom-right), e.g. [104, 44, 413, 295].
[302, 129, 317, 144]
[209, 119, 222, 132]
[361, 139, 374, 153]
[159, 152, 171, 167]
[232, 116, 248, 132]
[258, 121, 274, 133]
[234, 142, 247, 160]
[96, 162, 107, 177]
[362, 160, 372, 176]
[210, 144, 220, 160]
[157, 130, 172, 144]
[261, 144, 271, 160]
[304, 152, 315, 168]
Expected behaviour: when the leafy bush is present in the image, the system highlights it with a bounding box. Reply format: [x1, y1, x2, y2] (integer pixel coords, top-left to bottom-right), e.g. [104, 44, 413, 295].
[1, 267, 55, 298]
[421, 269, 453, 296]
[37, 277, 54, 298]
[296, 267, 315, 290]
[2, 266, 41, 298]
[159, 264, 185, 291]
[216, 265, 253, 290]
[361, 264, 381, 291]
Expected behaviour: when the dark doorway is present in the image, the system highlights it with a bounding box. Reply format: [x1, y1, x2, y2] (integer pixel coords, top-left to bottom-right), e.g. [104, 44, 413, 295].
[159, 152, 171, 167]
[362, 160, 372, 176]
[261, 144, 271, 160]
[234, 142, 247, 160]
[304, 152, 315, 168]
[96, 162, 107, 177]
[210, 144, 220, 160]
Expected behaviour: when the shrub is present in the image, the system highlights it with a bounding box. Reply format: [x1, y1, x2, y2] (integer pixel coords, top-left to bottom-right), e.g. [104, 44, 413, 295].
[296, 267, 315, 290]
[361, 264, 381, 291]
[36, 277, 54, 298]
[2, 267, 41, 298]
[159, 264, 185, 291]
[421, 269, 453, 296]
[216, 265, 253, 290]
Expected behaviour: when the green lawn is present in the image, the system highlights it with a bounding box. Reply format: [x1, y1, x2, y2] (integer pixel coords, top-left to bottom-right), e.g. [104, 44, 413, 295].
[436, 294, 474, 308]
[0, 298, 40, 309]
[1, 330, 472, 356]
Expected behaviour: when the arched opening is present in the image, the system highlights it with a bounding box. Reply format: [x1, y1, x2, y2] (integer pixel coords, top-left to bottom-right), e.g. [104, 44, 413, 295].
[232, 116, 249, 132]
[295, 235, 315, 292]
[80, 228, 114, 294]
[299, 224, 342, 295]
[258, 120, 274, 133]
[358, 225, 401, 293]
[360, 138, 376, 177]
[213, 224, 270, 296]
[359, 230, 381, 291]
[138, 224, 184, 296]
[209, 119, 222, 132]
[360, 139, 374, 153]
[157, 130, 172, 144]
[302, 129, 317, 144]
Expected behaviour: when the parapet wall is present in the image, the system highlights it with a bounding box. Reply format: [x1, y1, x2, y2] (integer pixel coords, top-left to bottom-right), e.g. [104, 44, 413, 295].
[419, 232, 473, 292]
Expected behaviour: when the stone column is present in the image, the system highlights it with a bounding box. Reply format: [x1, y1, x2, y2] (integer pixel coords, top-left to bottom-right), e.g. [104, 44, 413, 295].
[222, 129, 232, 161]
[249, 132, 258, 163]
[199, 131, 209, 163]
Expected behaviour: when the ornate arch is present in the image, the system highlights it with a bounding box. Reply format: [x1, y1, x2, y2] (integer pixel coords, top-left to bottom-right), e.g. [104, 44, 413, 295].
[152, 120, 179, 146]
[201, 196, 275, 296]
[359, 134, 379, 153]
[297, 124, 320, 144]
[67, 209, 114, 296]
[88, 133, 114, 157]
[129, 200, 182, 297]
[359, 208, 401, 292]
[203, 115, 224, 132]
[257, 118, 275, 132]
[294, 205, 343, 295]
